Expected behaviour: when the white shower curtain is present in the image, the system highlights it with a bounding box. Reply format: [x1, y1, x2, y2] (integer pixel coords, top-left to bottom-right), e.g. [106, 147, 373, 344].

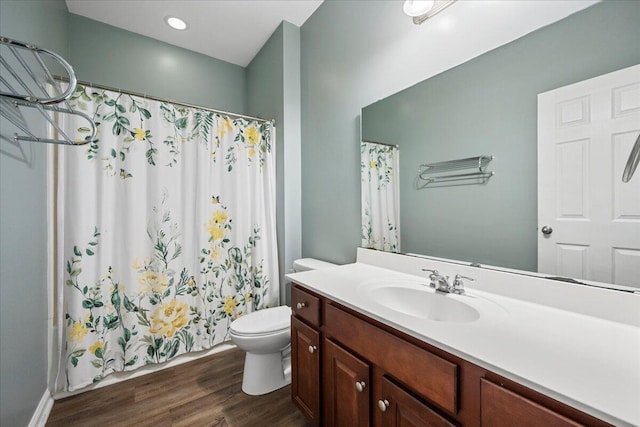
[54, 85, 278, 391]
[361, 142, 400, 252]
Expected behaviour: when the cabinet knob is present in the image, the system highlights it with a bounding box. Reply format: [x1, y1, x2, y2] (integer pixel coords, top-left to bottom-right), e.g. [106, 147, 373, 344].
[378, 399, 389, 412]
[296, 302, 306, 310]
[355, 381, 366, 392]
[308, 345, 317, 354]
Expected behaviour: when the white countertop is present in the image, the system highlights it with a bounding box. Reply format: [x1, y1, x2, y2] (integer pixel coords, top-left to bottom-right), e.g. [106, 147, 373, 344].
[286, 250, 640, 426]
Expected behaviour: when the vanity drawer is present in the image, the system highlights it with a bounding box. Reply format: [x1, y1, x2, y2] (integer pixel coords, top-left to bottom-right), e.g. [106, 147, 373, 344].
[291, 284, 321, 327]
[379, 375, 457, 427]
[324, 303, 459, 414]
[480, 379, 583, 426]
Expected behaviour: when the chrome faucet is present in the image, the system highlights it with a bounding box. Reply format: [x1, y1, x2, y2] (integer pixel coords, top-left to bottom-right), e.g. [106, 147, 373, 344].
[421, 269, 474, 295]
[451, 274, 475, 295]
[422, 269, 451, 293]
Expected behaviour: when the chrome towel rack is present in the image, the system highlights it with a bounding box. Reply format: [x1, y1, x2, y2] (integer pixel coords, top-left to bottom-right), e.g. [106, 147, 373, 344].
[0, 36, 97, 145]
[417, 155, 494, 188]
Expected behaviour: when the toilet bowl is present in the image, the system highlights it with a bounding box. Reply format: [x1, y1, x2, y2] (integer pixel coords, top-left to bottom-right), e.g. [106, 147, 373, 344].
[229, 258, 336, 395]
[229, 306, 292, 395]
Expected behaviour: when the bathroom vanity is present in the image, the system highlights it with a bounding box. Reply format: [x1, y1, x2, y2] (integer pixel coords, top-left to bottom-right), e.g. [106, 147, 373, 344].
[287, 249, 640, 427]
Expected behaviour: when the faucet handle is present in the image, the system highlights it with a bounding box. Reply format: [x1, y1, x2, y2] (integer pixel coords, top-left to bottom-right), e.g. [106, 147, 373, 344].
[452, 274, 474, 294]
[421, 269, 439, 288]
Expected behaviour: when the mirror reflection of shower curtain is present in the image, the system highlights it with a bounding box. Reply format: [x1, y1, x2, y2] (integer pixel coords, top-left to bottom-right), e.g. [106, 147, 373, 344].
[361, 142, 400, 252]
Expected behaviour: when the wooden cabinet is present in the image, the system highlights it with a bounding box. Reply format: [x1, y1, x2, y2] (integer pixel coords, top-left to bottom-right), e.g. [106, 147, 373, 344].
[324, 302, 458, 415]
[292, 284, 321, 326]
[323, 338, 370, 427]
[377, 375, 456, 427]
[480, 379, 583, 427]
[290, 283, 611, 427]
[291, 316, 320, 425]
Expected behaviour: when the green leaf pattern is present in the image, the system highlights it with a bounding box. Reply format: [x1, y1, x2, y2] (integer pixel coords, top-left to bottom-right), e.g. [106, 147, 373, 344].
[60, 85, 276, 391]
[68, 85, 273, 177]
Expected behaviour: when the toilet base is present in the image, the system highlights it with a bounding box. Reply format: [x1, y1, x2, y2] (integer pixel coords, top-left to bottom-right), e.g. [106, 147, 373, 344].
[241, 351, 292, 395]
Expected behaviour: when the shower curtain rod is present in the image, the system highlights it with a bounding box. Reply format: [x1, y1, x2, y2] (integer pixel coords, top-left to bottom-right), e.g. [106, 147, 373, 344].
[362, 138, 399, 148]
[69, 79, 275, 125]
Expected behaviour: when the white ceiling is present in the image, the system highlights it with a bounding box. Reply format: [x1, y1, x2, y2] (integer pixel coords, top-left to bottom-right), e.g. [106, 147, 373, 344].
[65, 0, 323, 67]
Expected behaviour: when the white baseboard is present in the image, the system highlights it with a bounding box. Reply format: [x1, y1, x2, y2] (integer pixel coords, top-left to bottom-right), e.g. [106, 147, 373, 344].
[28, 390, 54, 427]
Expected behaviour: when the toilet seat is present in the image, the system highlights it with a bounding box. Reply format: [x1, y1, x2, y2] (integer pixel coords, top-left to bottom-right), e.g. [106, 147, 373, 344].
[230, 306, 291, 337]
[230, 326, 289, 337]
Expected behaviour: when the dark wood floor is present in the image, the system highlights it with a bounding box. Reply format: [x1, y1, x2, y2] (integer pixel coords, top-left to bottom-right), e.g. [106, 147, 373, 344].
[47, 347, 310, 427]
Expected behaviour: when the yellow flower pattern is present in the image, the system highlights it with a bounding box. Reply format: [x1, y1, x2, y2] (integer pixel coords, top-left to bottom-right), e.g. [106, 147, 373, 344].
[210, 246, 222, 261]
[212, 210, 228, 224]
[149, 299, 189, 338]
[132, 256, 149, 270]
[133, 128, 146, 141]
[62, 87, 275, 388]
[69, 321, 88, 344]
[222, 296, 237, 316]
[206, 207, 229, 242]
[89, 341, 104, 355]
[216, 117, 234, 139]
[245, 126, 259, 145]
[207, 222, 225, 241]
[138, 270, 168, 294]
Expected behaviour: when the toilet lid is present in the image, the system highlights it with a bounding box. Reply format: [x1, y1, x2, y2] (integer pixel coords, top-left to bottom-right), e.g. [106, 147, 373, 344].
[230, 305, 291, 336]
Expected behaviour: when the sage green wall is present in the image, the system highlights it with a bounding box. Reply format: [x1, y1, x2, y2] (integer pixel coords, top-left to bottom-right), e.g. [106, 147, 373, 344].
[301, 0, 640, 266]
[0, 1, 68, 425]
[68, 14, 246, 113]
[362, 0, 640, 271]
[247, 22, 302, 305]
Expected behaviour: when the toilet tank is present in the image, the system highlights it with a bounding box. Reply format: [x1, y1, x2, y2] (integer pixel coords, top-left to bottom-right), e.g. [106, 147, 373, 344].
[292, 258, 336, 272]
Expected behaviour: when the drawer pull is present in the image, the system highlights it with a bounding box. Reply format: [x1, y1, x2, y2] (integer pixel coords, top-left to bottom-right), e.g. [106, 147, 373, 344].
[296, 302, 306, 310]
[308, 345, 317, 354]
[355, 381, 366, 392]
[378, 399, 389, 412]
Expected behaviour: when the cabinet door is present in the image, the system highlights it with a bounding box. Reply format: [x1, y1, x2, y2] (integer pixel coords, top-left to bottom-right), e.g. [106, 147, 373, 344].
[323, 339, 370, 427]
[480, 379, 583, 427]
[377, 376, 456, 427]
[292, 316, 321, 425]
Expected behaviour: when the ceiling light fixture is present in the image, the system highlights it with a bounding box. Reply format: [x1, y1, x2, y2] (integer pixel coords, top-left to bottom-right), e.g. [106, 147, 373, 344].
[403, 0, 457, 25]
[165, 16, 188, 31]
[403, 0, 435, 17]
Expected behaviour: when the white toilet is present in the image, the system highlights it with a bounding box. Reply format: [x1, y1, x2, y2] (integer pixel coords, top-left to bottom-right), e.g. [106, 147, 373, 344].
[229, 258, 336, 395]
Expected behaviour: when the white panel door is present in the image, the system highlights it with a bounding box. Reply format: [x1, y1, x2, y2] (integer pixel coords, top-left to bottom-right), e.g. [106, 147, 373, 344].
[538, 64, 640, 288]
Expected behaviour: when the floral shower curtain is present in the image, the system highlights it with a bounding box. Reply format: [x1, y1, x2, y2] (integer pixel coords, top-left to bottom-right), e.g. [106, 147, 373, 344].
[361, 142, 400, 252]
[54, 85, 278, 392]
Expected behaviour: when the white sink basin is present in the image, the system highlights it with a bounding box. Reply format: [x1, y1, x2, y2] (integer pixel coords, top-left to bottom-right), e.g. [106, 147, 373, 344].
[360, 279, 508, 324]
[369, 285, 479, 322]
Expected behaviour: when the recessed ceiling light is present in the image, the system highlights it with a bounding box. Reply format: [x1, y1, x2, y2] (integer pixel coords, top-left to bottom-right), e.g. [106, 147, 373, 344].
[165, 16, 188, 31]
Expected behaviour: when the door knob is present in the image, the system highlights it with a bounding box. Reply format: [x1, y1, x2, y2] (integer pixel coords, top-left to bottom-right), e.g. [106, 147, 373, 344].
[355, 381, 366, 392]
[378, 399, 389, 412]
[541, 226, 553, 236]
[308, 345, 317, 354]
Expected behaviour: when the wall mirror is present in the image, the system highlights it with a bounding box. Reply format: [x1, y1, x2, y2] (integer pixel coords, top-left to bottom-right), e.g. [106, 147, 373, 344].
[361, 1, 640, 290]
